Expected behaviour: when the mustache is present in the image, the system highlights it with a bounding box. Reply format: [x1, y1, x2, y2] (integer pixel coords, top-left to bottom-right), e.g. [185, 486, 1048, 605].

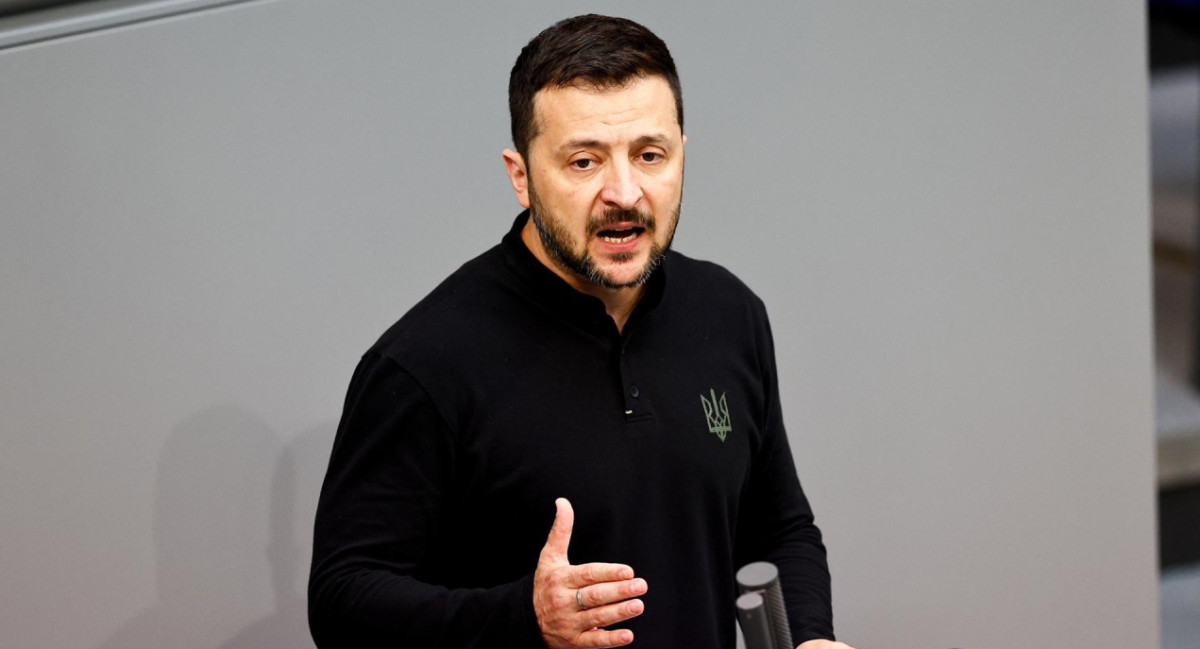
[587, 207, 656, 235]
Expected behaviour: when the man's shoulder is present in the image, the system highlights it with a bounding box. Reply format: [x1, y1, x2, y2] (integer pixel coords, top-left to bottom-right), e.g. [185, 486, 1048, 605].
[666, 250, 752, 285]
[367, 244, 512, 363]
[664, 250, 766, 311]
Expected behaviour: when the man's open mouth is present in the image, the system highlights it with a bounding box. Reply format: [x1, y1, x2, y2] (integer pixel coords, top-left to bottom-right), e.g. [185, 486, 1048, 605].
[597, 226, 645, 244]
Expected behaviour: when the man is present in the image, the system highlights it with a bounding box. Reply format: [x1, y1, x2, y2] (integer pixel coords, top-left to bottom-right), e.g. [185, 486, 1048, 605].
[310, 14, 855, 649]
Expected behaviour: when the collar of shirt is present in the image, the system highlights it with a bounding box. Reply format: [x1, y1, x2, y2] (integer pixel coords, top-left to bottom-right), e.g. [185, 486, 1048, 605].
[497, 210, 668, 338]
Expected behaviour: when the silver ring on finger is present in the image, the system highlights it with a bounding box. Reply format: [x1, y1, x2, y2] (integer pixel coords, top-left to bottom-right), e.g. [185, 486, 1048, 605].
[576, 587, 587, 610]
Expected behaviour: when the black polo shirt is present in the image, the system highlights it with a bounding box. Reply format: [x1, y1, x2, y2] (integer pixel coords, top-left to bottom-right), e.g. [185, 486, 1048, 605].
[309, 212, 833, 648]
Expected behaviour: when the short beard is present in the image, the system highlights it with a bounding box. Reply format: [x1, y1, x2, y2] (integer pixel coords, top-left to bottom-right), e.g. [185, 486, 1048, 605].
[528, 183, 679, 290]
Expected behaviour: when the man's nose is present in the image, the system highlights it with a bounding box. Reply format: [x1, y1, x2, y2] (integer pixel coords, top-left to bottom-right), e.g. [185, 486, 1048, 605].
[598, 159, 644, 210]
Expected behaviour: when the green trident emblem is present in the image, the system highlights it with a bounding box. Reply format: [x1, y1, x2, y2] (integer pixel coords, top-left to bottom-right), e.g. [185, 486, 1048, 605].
[700, 388, 731, 442]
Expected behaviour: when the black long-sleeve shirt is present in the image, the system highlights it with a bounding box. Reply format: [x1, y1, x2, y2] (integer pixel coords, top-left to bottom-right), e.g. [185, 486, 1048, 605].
[309, 212, 833, 648]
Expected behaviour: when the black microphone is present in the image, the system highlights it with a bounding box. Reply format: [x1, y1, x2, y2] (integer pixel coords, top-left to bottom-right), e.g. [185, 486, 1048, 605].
[736, 561, 792, 649]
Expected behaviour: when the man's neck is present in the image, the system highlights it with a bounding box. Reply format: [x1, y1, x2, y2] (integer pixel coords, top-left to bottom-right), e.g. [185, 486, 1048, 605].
[581, 283, 643, 334]
[520, 222, 644, 333]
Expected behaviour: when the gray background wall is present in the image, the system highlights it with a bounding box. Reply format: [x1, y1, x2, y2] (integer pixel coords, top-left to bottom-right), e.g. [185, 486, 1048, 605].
[0, 1, 1156, 648]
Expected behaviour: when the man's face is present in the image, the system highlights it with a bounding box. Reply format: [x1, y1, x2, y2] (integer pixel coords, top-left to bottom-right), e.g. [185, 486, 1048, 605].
[505, 75, 685, 292]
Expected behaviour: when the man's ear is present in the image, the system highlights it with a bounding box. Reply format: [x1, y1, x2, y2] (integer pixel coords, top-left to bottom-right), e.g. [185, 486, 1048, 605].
[502, 149, 530, 209]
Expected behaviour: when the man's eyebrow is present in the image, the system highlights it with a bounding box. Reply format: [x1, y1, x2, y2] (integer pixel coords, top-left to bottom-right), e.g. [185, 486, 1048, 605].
[556, 134, 674, 154]
[631, 134, 672, 148]
[558, 138, 606, 154]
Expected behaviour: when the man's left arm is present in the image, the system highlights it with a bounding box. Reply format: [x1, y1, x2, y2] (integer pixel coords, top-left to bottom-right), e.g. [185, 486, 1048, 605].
[734, 301, 841, 646]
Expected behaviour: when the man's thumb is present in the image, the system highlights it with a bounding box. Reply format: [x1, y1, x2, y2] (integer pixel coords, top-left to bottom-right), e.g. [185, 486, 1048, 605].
[541, 497, 574, 562]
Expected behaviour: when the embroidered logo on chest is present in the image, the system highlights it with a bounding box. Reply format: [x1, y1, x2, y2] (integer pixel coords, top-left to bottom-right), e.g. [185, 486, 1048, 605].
[700, 388, 732, 442]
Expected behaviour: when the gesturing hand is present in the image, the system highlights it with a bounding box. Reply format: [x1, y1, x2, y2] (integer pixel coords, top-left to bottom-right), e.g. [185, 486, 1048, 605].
[534, 498, 648, 648]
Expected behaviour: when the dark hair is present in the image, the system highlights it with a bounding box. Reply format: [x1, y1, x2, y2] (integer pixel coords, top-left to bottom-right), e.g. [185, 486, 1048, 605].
[508, 14, 683, 162]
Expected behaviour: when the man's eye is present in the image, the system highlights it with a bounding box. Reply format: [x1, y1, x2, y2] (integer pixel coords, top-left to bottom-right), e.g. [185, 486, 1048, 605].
[570, 159, 594, 170]
[640, 152, 663, 163]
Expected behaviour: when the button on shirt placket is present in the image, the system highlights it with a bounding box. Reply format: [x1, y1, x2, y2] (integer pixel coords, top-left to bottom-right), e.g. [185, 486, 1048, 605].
[618, 337, 635, 417]
[618, 337, 655, 432]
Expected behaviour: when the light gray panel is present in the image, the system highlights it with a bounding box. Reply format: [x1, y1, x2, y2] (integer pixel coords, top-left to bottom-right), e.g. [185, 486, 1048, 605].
[0, 0, 256, 50]
[0, 1, 1155, 648]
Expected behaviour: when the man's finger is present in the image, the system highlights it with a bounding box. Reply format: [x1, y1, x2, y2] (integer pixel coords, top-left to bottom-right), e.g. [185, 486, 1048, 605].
[566, 561, 636, 589]
[578, 577, 647, 609]
[577, 627, 635, 648]
[579, 598, 645, 637]
[539, 497, 574, 563]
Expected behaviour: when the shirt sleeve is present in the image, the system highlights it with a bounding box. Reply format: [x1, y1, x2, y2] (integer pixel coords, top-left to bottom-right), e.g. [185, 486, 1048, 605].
[734, 306, 835, 644]
[308, 352, 546, 649]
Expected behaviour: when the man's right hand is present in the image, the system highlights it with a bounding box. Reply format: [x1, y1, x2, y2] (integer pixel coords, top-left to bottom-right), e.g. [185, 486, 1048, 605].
[534, 498, 648, 648]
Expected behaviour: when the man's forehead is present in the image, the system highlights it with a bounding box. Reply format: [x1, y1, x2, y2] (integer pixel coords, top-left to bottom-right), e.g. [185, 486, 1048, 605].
[529, 76, 680, 145]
